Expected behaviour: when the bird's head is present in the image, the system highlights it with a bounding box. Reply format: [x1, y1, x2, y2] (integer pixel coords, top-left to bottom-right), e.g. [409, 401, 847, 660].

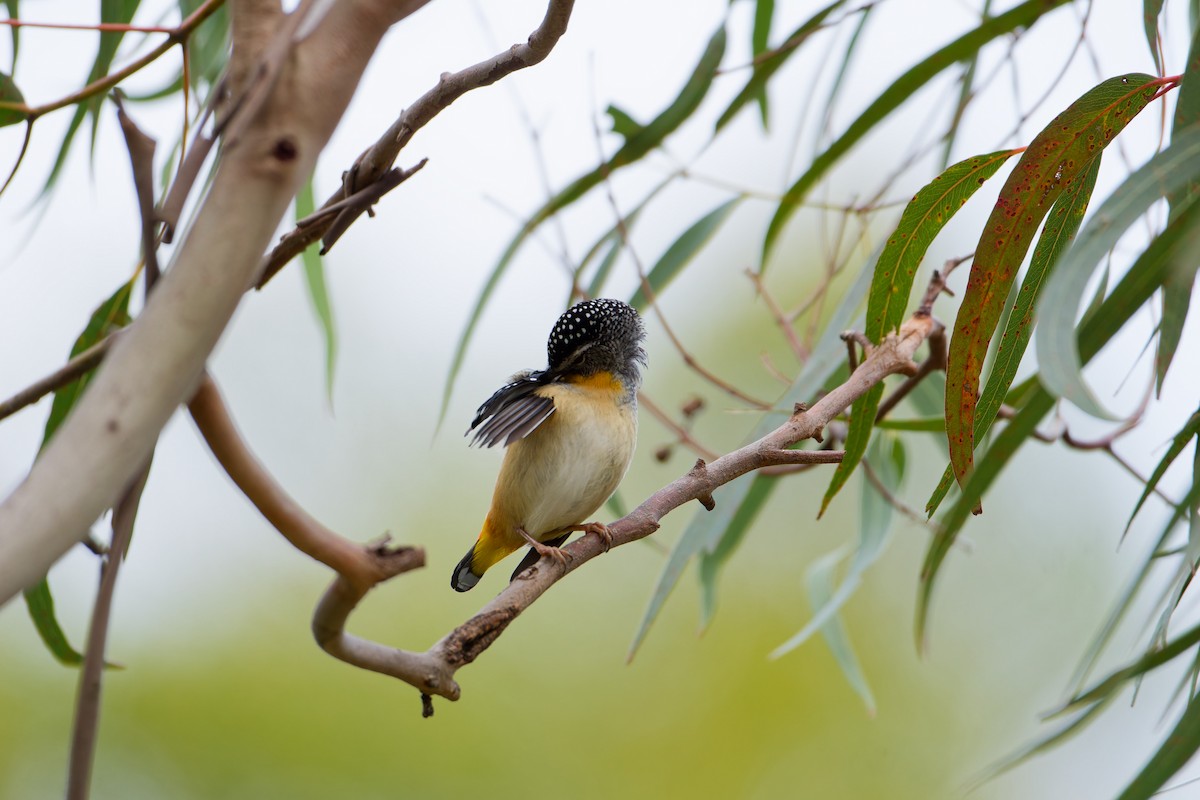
[546, 298, 646, 391]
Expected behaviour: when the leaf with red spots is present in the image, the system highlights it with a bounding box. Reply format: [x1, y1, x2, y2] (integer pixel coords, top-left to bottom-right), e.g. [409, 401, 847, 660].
[944, 73, 1161, 503]
[820, 148, 1020, 515]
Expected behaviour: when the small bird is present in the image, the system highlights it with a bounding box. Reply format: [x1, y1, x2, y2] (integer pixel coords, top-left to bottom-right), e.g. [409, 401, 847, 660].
[451, 298, 646, 592]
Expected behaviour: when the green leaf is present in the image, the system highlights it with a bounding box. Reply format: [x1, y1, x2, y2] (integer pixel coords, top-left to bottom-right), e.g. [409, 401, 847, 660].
[440, 24, 728, 431]
[822, 149, 1020, 514]
[1143, 0, 1165, 76]
[44, 0, 142, 190]
[0, 70, 25, 127]
[1116, 696, 1200, 800]
[773, 433, 902, 662]
[920, 183, 1200, 641]
[42, 280, 135, 450]
[1127, 409, 1200, 532]
[22, 580, 84, 665]
[947, 74, 1160, 497]
[606, 104, 643, 141]
[803, 548, 876, 714]
[876, 417, 944, 432]
[629, 196, 741, 311]
[761, 0, 1072, 269]
[1035, 124, 1200, 420]
[1156, 24, 1200, 392]
[295, 178, 337, 403]
[179, 0, 229, 89]
[716, 0, 848, 132]
[814, 3, 874, 149]
[24, 279, 135, 666]
[697, 475, 776, 631]
[629, 250, 876, 660]
[750, 0, 774, 127]
[4, 0, 19, 69]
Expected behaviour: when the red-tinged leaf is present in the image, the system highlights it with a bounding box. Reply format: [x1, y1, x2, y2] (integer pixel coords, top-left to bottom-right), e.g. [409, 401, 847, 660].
[822, 148, 1020, 514]
[944, 73, 1161, 499]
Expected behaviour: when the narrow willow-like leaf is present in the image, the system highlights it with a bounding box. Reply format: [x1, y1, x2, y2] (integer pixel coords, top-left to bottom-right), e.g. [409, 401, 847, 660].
[822, 149, 1019, 513]
[1117, 697, 1200, 800]
[947, 74, 1160, 496]
[0, 71, 23, 127]
[1127, 409, 1200, 531]
[22, 580, 84, 665]
[1143, 0, 1166, 76]
[715, 0, 847, 132]
[4, 0, 18, 69]
[697, 475, 775, 631]
[876, 417, 944, 432]
[750, 0, 774, 127]
[805, 549, 876, 714]
[924, 154, 1100, 518]
[575, 176, 672, 302]
[774, 433, 902, 660]
[814, 4, 874, 150]
[761, 0, 1072, 269]
[440, 25, 727, 430]
[920, 189, 1200, 640]
[629, 196, 741, 310]
[1035, 125, 1200, 420]
[1157, 23, 1200, 392]
[23, 279, 134, 665]
[45, 0, 141, 189]
[1065, 619, 1200, 714]
[180, 0, 229, 89]
[296, 178, 337, 403]
[628, 251, 875, 661]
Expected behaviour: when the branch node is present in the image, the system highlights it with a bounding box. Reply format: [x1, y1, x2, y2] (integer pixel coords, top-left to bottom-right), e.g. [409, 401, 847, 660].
[687, 459, 716, 510]
[421, 693, 434, 718]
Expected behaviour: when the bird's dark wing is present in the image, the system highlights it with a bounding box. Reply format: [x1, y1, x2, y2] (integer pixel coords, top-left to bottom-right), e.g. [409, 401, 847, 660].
[467, 372, 556, 448]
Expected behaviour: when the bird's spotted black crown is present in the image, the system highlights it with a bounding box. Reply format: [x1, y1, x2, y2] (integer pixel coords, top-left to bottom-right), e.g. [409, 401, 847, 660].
[546, 298, 645, 374]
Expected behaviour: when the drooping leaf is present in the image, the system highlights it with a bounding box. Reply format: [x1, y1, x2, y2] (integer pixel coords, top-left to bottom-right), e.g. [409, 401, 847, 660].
[1156, 24, 1200, 391]
[180, 0, 229, 90]
[1143, 0, 1166, 76]
[1126, 409, 1200, 532]
[715, 0, 847, 132]
[0, 70, 24, 127]
[761, 0, 1072, 269]
[773, 433, 902, 662]
[629, 196, 741, 310]
[295, 177, 337, 403]
[947, 74, 1161, 498]
[629, 250, 876, 660]
[1035, 124, 1200, 420]
[4, 0, 18, 69]
[750, 0, 774, 127]
[925, 154, 1101, 518]
[814, 4, 874, 150]
[697, 475, 776, 630]
[441, 25, 728, 430]
[22, 580, 84, 666]
[23, 279, 135, 665]
[606, 104, 643, 142]
[920, 186, 1200, 641]
[804, 548, 876, 714]
[1116, 696, 1200, 800]
[44, 0, 142, 190]
[822, 149, 1020, 513]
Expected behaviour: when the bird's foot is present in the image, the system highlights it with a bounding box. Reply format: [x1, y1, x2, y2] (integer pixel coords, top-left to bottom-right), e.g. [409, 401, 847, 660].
[582, 521, 614, 552]
[516, 527, 572, 568]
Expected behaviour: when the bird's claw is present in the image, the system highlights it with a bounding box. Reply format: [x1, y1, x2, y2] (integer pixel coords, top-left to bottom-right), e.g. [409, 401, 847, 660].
[583, 521, 614, 552]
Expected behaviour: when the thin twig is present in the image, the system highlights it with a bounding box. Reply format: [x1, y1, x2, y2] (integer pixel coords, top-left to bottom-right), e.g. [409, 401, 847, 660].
[256, 0, 577, 288]
[65, 462, 150, 800]
[0, 336, 115, 423]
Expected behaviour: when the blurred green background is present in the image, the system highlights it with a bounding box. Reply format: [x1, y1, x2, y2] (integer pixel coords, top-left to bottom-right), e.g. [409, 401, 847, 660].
[2, 0, 1198, 797]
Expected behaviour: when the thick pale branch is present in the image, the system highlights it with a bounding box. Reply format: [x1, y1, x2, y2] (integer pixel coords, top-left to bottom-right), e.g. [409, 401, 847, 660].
[0, 0, 434, 606]
[312, 312, 937, 709]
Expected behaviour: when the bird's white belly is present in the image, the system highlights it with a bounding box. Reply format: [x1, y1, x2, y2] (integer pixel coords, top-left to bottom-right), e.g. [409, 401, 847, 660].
[492, 388, 636, 541]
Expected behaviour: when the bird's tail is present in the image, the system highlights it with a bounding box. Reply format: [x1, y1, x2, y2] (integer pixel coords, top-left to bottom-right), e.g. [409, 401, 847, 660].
[450, 519, 513, 592]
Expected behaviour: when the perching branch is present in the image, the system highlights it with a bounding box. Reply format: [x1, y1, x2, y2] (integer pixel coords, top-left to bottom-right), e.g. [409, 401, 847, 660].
[309, 308, 939, 713]
[0, 0, 437, 606]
